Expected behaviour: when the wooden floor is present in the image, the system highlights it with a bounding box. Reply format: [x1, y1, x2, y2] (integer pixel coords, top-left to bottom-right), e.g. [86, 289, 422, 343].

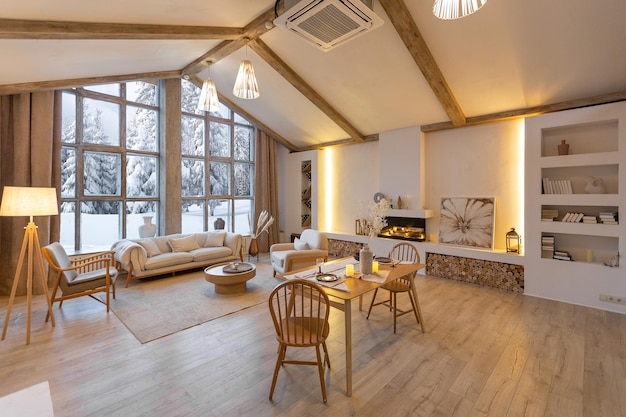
[1, 257, 625, 417]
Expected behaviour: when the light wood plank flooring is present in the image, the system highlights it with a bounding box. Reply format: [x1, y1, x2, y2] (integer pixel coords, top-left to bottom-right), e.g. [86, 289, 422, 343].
[1, 258, 625, 417]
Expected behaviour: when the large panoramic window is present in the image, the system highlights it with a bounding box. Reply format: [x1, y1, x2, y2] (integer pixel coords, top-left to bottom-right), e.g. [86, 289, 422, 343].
[60, 81, 160, 252]
[180, 80, 255, 235]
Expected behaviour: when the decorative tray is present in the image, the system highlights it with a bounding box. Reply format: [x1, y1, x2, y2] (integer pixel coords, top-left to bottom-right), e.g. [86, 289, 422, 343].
[223, 263, 253, 273]
[375, 257, 393, 264]
[316, 273, 339, 282]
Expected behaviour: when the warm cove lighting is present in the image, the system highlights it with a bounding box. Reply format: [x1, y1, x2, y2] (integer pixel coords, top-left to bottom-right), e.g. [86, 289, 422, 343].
[433, 0, 487, 20]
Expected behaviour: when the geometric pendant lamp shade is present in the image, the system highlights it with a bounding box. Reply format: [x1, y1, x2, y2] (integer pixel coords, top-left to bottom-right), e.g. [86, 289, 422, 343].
[233, 60, 260, 100]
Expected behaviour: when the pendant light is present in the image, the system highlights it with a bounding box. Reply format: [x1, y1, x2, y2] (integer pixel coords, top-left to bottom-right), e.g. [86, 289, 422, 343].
[233, 38, 260, 99]
[433, 0, 487, 20]
[197, 62, 220, 112]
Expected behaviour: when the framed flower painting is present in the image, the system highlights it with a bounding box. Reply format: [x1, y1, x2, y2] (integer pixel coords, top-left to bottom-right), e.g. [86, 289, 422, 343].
[439, 197, 495, 249]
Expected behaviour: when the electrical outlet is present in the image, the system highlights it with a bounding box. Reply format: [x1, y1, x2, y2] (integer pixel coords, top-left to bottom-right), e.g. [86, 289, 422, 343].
[599, 294, 626, 305]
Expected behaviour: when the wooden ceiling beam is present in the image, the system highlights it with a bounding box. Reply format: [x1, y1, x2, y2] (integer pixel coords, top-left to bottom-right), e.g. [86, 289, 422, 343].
[378, 0, 466, 126]
[0, 19, 243, 40]
[249, 38, 367, 143]
[182, 6, 280, 76]
[421, 91, 626, 132]
[0, 70, 181, 95]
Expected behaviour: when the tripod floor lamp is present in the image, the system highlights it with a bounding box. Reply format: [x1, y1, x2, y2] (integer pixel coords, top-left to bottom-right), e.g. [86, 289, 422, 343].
[1, 186, 58, 345]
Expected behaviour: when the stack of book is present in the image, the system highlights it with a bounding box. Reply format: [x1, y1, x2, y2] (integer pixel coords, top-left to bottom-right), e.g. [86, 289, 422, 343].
[599, 211, 618, 224]
[541, 235, 555, 259]
[582, 215, 598, 224]
[561, 212, 584, 222]
[542, 178, 573, 194]
[541, 209, 559, 221]
[553, 250, 572, 261]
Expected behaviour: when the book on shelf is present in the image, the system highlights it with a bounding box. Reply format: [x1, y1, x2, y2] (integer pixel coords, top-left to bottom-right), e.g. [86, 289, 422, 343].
[541, 209, 559, 221]
[599, 212, 618, 224]
[553, 250, 572, 261]
[582, 215, 597, 224]
[562, 212, 584, 222]
[542, 178, 573, 194]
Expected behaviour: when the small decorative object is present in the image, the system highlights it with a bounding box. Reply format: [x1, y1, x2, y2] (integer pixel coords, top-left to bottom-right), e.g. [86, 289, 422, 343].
[373, 192, 385, 203]
[557, 139, 570, 155]
[360, 244, 374, 275]
[584, 177, 605, 194]
[345, 264, 355, 276]
[604, 252, 620, 268]
[372, 261, 379, 273]
[586, 250, 594, 263]
[355, 219, 362, 235]
[397, 196, 403, 209]
[138, 215, 157, 238]
[213, 217, 225, 230]
[506, 227, 521, 253]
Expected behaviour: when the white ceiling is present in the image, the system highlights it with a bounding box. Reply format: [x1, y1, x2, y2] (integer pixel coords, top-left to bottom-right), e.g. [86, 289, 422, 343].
[2, 0, 625, 149]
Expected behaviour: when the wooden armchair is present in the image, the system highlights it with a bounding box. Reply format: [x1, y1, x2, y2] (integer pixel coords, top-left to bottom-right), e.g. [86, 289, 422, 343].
[42, 242, 118, 319]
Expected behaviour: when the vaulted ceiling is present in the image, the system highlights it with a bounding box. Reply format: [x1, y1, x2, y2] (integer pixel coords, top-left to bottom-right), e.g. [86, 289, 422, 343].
[1, 0, 625, 151]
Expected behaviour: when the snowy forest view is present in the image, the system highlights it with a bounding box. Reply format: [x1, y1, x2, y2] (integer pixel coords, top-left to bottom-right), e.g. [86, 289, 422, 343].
[60, 80, 254, 252]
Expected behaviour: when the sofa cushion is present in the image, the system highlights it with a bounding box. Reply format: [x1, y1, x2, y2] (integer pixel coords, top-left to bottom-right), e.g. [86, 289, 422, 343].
[138, 239, 161, 257]
[294, 237, 309, 251]
[168, 235, 200, 252]
[190, 247, 232, 262]
[144, 252, 194, 270]
[205, 231, 227, 247]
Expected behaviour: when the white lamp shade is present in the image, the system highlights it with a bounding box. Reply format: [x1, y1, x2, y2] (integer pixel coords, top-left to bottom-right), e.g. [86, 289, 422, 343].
[433, 0, 487, 20]
[197, 79, 220, 112]
[233, 60, 260, 99]
[0, 186, 59, 217]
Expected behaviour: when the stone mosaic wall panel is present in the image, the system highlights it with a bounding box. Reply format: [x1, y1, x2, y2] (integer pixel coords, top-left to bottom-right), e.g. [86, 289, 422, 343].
[426, 253, 524, 293]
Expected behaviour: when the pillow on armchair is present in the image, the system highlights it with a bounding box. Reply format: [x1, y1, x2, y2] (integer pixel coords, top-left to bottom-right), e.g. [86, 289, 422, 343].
[270, 229, 328, 276]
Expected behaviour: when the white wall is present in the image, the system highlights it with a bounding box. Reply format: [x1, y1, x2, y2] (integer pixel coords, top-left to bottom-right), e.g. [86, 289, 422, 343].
[424, 120, 525, 250]
[277, 119, 525, 252]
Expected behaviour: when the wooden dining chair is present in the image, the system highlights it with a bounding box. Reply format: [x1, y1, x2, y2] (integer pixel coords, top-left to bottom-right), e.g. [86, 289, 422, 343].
[367, 242, 425, 333]
[268, 279, 332, 403]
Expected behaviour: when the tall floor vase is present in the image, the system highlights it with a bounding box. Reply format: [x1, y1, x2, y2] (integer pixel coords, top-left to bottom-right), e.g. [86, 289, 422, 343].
[248, 238, 259, 257]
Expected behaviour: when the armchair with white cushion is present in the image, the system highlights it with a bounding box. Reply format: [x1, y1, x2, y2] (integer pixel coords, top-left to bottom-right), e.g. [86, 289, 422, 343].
[270, 229, 328, 276]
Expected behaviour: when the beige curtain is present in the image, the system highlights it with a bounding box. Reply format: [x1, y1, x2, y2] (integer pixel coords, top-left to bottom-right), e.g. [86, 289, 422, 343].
[0, 91, 61, 296]
[253, 130, 280, 253]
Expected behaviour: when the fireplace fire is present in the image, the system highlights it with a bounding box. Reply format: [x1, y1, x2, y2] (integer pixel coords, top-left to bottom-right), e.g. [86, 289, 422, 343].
[379, 216, 426, 242]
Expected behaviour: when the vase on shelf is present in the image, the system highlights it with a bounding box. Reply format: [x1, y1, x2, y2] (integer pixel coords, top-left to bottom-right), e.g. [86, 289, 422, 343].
[138, 216, 156, 238]
[557, 139, 569, 155]
[248, 237, 259, 257]
[360, 244, 373, 275]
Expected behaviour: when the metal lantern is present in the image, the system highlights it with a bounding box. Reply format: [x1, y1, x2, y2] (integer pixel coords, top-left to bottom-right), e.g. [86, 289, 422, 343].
[506, 227, 521, 253]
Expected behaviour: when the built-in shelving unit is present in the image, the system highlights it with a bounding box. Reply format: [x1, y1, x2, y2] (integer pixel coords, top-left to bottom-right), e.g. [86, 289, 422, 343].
[301, 160, 312, 229]
[525, 101, 626, 312]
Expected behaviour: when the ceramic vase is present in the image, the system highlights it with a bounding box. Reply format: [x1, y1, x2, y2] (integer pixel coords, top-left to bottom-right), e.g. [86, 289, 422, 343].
[557, 139, 569, 155]
[360, 244, 373, 275]
[214, 217, 225, 230]
[138, 216, 157, 238]
[248, 237, 259, 257]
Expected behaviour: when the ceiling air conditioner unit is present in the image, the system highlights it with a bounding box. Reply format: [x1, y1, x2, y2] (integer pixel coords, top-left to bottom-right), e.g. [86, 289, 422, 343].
[273, 0, 384, 51]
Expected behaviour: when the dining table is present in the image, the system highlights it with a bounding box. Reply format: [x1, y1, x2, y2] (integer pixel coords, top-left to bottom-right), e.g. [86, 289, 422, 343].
[281, 257, 426, 396]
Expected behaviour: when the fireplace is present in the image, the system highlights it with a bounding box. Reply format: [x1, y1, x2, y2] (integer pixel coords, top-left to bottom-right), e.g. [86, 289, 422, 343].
[379, 216, 426, 242]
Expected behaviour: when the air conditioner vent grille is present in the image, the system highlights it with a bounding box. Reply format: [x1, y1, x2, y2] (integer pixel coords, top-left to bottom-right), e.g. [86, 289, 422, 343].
[274, 0, 384, 51]
[297, 4, 361, 44]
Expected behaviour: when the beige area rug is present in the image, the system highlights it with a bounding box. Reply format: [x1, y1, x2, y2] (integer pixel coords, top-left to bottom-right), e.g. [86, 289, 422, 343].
[109, 262, 280, 344]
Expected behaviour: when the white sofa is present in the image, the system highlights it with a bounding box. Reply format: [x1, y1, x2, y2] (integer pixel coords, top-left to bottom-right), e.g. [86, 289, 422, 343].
[112, 231, 242, 287]
[270, 229, 328, 276]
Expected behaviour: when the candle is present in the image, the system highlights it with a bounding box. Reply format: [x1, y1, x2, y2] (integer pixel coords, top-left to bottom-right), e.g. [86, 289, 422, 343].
[372, 261, 379, 273]
[346, 264, 354, 277]
[587, 250, 594, 263]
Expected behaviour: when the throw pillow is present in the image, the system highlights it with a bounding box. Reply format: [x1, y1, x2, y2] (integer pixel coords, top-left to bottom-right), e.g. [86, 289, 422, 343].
[138, 240, 161, 258]
[168, 235, 200, 252]
[205, 232, 227, 247]
[294, 237, 309, 251]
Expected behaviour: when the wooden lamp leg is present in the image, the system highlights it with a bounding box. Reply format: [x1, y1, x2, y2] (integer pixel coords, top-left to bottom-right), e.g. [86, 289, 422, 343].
[1, 222, 55, 345]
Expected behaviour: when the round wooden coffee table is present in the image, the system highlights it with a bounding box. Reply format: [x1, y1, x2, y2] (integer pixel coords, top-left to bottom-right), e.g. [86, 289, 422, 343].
[204, 262, 256, 294]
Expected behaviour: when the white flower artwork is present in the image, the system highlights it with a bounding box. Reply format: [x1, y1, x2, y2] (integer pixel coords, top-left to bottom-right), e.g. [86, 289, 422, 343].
[439, 197, 495, 249]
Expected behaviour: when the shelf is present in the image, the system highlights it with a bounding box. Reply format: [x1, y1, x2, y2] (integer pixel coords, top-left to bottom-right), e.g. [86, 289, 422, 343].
[540, 151, 620, 168]
[540, 194, 620, 206]
[540, 221, 621, 238]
